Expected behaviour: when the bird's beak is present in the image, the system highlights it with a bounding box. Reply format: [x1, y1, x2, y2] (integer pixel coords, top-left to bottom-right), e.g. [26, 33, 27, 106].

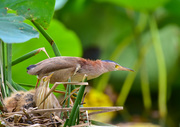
[44, 73, 54, 81]
[116, 65, 134, 72]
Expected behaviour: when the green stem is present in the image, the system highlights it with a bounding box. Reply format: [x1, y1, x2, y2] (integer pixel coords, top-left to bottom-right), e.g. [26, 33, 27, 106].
[12, 81, 27, 91]
[1, 41, 8, 97]
[149, 15, 167, 119]
[68, 78, 87, 126]
[77, 109, 80, 125]
[68, 85, 86, 126]
[7, 44, 12, 86]
[63, 119, 69, 127]
[0, 41, 7, 98]
[72, 105, 79, 125]
[134, 12, 148, 35]
[67, 78, 71, 117]
[32, 21, 61, 56]
[140, 62, 152, 111]
[6, 81, 17, 93]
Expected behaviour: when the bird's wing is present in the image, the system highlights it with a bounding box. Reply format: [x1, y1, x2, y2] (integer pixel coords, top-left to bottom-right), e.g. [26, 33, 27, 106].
[28, 57, 79, 75]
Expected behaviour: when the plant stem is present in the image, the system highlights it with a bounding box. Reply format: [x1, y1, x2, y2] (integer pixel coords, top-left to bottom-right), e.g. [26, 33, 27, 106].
[68, 78, 87, 126]
[140, 62, 152, 111]
[32, 21, 61, 56]
[63, 119, 69, 127]
[0, 41, 7, 98]
[1, 41, 8, 97]
[7, 44, 12, 86]
[149, 15, 167, 120]
[12, 81, 27, 91]
[72, 105, 79, 125]
[67, 78, 71, 117]
[68, 85, 86, 126]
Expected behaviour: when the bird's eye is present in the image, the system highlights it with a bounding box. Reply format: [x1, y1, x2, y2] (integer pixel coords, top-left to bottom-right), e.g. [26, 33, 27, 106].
[115, 65, 119, 69]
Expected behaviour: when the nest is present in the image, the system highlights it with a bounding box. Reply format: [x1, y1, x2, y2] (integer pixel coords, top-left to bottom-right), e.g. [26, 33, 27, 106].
[1, 108, 63, 127]
[1, 105, 123, 127]
[0, 81, 123, 126]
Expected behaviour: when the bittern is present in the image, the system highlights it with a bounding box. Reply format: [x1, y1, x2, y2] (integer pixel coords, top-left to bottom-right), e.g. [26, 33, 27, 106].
[35, 74, 61, 116]
[4, 90, 36, 112]
[27, 56, 134, 85]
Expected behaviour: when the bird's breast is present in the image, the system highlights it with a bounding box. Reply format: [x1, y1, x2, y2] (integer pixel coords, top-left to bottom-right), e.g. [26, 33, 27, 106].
[72, 70, 103, 81]
[71, 73, 86, 82]
[49, 68, 75, 84]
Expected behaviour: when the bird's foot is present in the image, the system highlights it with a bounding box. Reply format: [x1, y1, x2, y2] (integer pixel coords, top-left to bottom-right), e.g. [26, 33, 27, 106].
[37, 47, 50, 58]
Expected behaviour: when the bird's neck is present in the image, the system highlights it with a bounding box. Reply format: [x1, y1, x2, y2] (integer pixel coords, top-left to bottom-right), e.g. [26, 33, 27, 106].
[85, 60, 110, 74]
[101, 61, 114, 72]
[80, 59, 113, 75]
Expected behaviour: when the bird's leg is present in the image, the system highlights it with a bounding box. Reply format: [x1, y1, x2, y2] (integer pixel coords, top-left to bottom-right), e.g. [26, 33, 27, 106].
[52, 89, 76, 101]
[66, 66, 81, 101]
[80, 92, 87, 105]
[37, 47, 50, 58]
[82, 74, 87, 82]
[61, 87, 80, 106]
[53, 90, 66, 94]
[67, 74, 87, 101]
[69, 87, 79, 99]
[53, 89, 79, 99]
[38, 82, 88, 107]
[73, 64, 81, 76]
[35, 78, 40, 89]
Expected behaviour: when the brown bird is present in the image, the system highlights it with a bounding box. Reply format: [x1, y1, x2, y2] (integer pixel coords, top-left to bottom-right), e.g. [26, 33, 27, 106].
[3, 90, 36, 112]
[27, 56, 134, 85]
[35, 73, 61, 117]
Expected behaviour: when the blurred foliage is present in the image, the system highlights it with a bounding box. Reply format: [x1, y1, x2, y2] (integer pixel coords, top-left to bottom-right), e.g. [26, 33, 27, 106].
[95, 0, 169, 11]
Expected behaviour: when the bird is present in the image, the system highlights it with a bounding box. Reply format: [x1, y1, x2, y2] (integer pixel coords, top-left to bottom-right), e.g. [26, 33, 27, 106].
[4, 74, 60, 117]
[3, 90, 36, 112]
[35, 73, 61, 117]
[27, 56, 134, 85]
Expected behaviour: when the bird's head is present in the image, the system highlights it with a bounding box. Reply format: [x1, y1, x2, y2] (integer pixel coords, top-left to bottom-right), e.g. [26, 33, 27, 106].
[101, 60, 134, 72]
[40, 73, 54, 87]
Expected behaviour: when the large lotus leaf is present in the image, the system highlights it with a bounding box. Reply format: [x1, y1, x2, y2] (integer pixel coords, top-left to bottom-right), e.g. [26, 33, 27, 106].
[12, 19, 82, 89]
[0, 0, 55, 28]
[95, 0, 169, 11]
[0, 8, 38, 43]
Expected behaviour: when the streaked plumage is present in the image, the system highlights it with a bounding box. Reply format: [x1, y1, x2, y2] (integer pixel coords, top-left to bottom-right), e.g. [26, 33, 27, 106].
[27, 56, 134, 84]
[35, 74, 61, 116]
[4, 90, 36, 112]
